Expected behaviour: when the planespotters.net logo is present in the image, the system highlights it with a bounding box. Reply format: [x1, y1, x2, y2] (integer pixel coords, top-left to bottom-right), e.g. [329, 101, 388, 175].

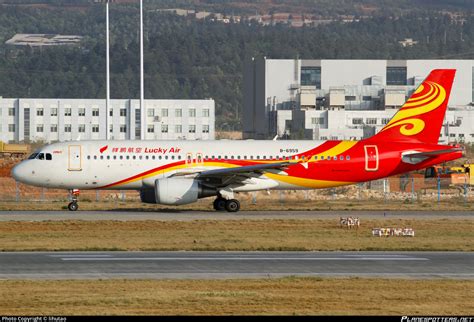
[402, 317, 474, 322]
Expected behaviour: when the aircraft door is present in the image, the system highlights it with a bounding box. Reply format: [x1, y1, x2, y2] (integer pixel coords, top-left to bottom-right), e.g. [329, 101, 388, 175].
[68, 145, 82, 171]
[364, 145, 378, 171]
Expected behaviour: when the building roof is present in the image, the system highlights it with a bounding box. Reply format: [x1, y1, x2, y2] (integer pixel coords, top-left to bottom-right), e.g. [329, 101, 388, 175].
[5, 34, 83, 47]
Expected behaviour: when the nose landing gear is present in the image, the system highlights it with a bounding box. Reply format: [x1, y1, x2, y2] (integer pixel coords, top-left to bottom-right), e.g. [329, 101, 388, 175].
[67, 189, 80, 211]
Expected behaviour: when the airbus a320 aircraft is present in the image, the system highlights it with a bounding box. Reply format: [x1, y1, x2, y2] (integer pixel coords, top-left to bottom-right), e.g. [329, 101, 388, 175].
[12, 69, 463, 212]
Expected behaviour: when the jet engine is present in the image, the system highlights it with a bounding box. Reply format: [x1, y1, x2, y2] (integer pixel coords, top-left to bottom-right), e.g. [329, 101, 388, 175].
[140, 178, 215, 205]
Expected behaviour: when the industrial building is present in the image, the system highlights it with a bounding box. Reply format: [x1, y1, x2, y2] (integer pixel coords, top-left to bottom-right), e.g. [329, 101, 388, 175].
[0, 98, 215, 143]
[243, 59, 474, 143]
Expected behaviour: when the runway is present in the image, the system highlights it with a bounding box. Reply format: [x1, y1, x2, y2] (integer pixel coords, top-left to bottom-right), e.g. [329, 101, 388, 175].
[0, 210, 473, 221]
[0, 251, 472, 279]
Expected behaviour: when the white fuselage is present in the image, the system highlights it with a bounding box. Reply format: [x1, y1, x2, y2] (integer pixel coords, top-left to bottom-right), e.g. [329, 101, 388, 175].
[12, 140, 322, 191]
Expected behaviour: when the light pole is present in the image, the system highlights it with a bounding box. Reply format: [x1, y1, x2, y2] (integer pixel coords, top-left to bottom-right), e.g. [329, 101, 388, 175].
[96, 0, 113, 139]
[140, 0, 145, 140]
[106, 0, 110, 140]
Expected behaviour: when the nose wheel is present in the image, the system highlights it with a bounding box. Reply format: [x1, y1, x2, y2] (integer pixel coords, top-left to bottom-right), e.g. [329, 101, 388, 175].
[67, 189, 80, 212]
[68, 202, 78, 211]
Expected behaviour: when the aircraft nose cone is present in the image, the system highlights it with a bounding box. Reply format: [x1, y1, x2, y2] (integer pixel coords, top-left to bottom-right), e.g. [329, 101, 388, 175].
[11, 162, 26, 182]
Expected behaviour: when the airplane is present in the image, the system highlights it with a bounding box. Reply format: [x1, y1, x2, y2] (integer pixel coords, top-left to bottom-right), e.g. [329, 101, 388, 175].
[12, 69, 464, 212]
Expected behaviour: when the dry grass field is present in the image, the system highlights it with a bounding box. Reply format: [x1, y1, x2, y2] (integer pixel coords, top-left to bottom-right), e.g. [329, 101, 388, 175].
[0, 218, 472, 251]
[0, 278, 472, 315]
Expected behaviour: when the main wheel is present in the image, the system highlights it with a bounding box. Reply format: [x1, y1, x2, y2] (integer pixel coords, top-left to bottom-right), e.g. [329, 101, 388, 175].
[213, 198, 226, 211]
[68, 202, 78, 211]
[225, 199, 240, 212]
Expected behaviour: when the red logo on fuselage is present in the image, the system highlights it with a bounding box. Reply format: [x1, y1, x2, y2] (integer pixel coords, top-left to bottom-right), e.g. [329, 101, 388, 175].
[100, 145, 108, 153]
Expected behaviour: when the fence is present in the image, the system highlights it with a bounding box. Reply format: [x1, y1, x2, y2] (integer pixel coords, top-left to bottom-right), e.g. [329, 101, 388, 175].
[0, 176, 472, 204]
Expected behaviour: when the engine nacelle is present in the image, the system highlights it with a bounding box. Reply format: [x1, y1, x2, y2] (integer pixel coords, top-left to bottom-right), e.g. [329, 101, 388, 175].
[141, 178, 216, 205]
[139, 189, 156, 204]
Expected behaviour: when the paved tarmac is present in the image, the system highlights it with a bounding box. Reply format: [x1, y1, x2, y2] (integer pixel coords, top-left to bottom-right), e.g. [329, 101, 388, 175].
[0, 210, 473, 221]
[0, 251, 472, 279]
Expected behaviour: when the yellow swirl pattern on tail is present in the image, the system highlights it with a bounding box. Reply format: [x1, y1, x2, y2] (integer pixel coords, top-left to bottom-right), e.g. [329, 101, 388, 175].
[380, 81, 446, 136]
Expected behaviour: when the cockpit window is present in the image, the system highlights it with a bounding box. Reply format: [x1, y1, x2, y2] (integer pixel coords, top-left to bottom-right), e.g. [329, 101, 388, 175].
[28, 153, 38, 160]
[46, 153, 52, 160]
[38, 153, 44, 160]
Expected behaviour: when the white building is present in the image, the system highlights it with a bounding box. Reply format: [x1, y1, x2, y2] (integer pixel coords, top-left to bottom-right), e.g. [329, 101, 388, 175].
[243, 59, 474, 143]
[5, 34, 83, 48]
[0, 98, 215, 143]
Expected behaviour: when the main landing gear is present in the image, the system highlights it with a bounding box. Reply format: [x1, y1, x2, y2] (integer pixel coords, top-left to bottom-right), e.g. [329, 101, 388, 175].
[67, 189, 80, 211]
[213, 197, 240, 213]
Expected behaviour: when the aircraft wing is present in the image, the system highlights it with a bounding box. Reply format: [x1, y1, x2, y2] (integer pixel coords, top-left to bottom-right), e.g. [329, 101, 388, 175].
[197, 161, 292, 178]
[168, 161, 294, 187]
[402, 147, 463, 164]
[196, 161, 293, 187]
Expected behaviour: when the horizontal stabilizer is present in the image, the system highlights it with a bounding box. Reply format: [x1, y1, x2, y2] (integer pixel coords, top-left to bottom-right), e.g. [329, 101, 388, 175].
[402, 147, 463, 164]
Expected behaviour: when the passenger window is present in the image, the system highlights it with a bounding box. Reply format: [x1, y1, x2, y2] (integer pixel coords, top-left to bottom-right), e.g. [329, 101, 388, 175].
[333, 156, 338, 161]
[243, 156, 247, 160]
[126, 155, 130, 160]
[146, 156, 149, 160]
[346, 156, 351, 160]
[87, 155, 91, 160]
[327, 156, 331, 160]
[107, 156, 110, 160]
[171, 156, 175, 160]
[100, 155, 104, 160]
[256, 156, 260, 160]
[94, 156, 97, 160]
[113, 156, 117, 160]
[119, 156, 123, 160]
[133, 155, 136, 160]
[46, 153, 52, 160]
[340, 156, 344, 161]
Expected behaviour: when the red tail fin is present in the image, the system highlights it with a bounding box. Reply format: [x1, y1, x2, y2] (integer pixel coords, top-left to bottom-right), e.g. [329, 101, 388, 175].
[370, 69, 456, 144]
